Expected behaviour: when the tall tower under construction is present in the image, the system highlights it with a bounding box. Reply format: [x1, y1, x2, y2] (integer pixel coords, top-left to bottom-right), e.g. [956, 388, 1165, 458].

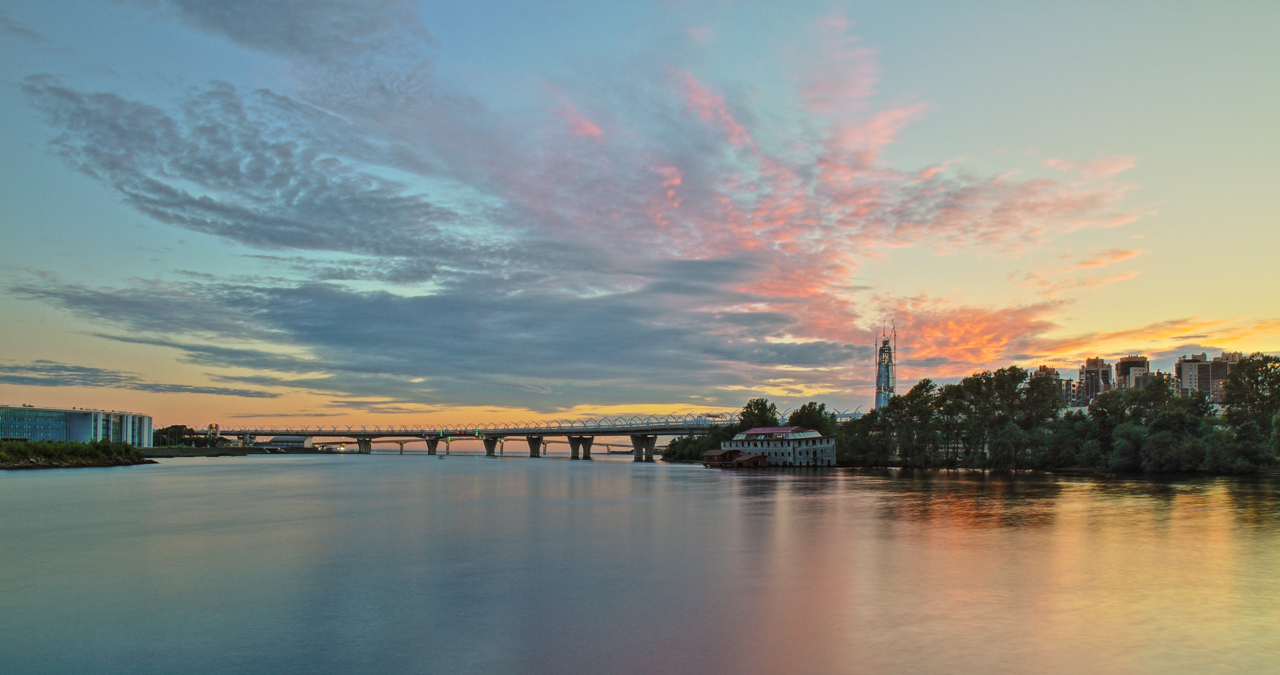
[874, 327, 895, 410]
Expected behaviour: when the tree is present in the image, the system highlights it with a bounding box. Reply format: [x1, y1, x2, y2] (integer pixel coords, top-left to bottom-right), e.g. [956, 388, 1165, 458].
[1224, 353, 1280, 433]
[1108, 422, 1147, 472]
[154, 424, 216, 448]
[1204, 421, 1275, 474]
[786, 401, 838, 437]
[739, 398, 780, 430]
[837, 409, 892, 467]
[663, 398, 780, 461]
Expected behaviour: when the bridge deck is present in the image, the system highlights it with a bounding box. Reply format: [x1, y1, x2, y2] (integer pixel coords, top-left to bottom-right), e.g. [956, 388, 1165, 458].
[211, 414, 741, 440]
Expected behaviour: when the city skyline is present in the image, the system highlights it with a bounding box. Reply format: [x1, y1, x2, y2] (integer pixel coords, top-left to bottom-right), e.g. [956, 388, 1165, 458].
[1, 1, 1278, 426]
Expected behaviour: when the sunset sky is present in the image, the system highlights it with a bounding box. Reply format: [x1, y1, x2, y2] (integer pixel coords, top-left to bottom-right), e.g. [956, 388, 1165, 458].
[1, 1, 1277, 427]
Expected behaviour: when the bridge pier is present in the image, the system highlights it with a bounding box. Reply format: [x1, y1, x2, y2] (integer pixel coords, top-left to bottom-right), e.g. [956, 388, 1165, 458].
[526, 436, 543, 458]
[396, 440, 407, 455]
[630, 435, 656, 463]
[357, 438, 372, 454]
[425, 438, 439, 455]
[568, 436, 594, 460]
[483, 437, 501, 456]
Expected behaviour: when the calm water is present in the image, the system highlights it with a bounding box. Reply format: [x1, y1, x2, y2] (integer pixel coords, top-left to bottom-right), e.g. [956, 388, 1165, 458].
[2, 454, 1278, 674]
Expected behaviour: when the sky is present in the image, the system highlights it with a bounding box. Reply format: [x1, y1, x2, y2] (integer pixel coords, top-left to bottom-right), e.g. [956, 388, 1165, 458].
[1, 1, 1278, 428]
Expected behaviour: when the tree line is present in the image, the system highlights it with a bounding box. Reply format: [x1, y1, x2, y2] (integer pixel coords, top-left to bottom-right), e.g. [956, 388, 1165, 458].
[663, 353, 1280, 474]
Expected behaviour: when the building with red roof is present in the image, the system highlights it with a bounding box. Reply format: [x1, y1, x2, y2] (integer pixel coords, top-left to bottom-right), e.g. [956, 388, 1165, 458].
[716, 426, 835, 468]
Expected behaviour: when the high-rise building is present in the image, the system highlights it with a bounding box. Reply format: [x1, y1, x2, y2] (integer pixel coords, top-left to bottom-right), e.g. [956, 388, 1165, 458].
[1114, 355, 1151, 390]
[874, 328, 895, 410]
[1078, 358, 1113, 405]
[1035, 365, 1077, 405]
[1175, 351, 1240, 402]
[1132, 370, 1172, 392]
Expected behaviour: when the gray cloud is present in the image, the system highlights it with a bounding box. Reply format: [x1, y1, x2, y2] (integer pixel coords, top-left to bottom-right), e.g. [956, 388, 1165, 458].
[0, 360, 278, 398]
[20, 78, 480, 265]
[0, 12, 48, 43]
[17, 277, 867, 412]
[143, 0, 431, 62]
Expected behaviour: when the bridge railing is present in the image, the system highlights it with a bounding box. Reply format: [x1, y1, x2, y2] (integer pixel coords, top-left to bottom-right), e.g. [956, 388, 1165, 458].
[209, 412, 741, 437]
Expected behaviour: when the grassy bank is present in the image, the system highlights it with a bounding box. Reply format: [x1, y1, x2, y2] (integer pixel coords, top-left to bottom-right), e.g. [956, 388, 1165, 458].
[0, 439, 155, 470]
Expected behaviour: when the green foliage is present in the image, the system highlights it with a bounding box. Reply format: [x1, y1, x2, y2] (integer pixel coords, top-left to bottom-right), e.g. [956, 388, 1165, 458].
[786, 401, 838, 437]
[662, 425, 736, 462]
[1204, 421, 1277, 474]
[739, 398, 780, 430]
[0, 439, 143, 464]
[662, 398, 779, 462]
[1107, 422, 1146, 472]
[668, 361, 1273, 474]
[154, 424, 218, 448]
[837, 409, 893, 466]
[1224, 353, 1280, 434]
[1140, 431, 1205, 473]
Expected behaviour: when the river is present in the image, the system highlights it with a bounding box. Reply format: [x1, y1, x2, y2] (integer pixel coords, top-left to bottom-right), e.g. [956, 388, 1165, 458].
[2, 454, 1277, 674]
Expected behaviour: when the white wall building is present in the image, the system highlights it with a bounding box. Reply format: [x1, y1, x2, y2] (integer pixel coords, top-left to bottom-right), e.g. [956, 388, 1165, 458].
[720, 426, 836, 467]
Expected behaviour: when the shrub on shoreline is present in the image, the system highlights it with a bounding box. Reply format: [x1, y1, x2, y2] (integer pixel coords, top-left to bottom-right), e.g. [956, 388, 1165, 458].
[0, 439, 143, 464]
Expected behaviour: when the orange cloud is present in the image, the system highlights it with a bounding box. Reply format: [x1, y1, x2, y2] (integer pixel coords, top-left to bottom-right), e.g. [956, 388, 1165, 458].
[876, 294, 1280, 382]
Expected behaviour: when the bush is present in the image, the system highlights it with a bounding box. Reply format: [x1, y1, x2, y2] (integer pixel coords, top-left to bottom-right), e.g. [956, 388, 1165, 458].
[1140, 430, 1204, 473]
[1107, 423, 1147, 472]
[1204, 423, 1276, 474]
[0, 439, 142, 464]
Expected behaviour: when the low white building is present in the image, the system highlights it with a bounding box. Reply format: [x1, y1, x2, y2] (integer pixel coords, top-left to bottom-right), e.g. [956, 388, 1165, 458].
[720, 426, 836, 467]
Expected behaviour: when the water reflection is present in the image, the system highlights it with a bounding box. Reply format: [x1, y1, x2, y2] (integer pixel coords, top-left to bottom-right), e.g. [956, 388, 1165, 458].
[0, 458, 1277, 675]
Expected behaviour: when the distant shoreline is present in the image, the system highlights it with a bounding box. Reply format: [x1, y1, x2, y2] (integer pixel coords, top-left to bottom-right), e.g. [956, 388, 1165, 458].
[1, 456, 158, 471]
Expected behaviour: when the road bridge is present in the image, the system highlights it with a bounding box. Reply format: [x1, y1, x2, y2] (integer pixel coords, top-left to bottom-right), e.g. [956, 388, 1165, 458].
[206, 413, 741, 462]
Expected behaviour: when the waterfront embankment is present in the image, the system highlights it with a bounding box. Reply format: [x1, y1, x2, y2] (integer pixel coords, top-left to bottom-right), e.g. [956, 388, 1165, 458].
[0, 440, 156, 470]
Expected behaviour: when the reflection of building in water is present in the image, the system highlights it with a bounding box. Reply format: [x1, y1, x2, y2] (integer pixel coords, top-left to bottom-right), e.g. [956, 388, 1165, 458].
[711, 426, 835, 468]
[0, 405, 153, 446]
[874, 326, 895, 410]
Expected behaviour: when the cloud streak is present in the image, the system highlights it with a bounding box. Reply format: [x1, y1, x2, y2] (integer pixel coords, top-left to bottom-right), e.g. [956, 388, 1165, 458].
[0, 360, 278, 398]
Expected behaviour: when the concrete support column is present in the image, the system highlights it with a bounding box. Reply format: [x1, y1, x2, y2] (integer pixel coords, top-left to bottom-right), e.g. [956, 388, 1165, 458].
[580, 436, 594, 460]
[396, 440, 406, 455]
[483, 437, 500, 456]
[568, 436, 581, 460]
[630, 435, 656, 463]
[526, 436, 543, 457]
[357, 438, 372, 454]
[425, 438, 439, 455]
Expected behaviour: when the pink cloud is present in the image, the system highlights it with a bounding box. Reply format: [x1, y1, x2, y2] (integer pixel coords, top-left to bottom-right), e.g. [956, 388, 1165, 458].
[454, 15, 1150, 365]
[1043, 154, 1137, 179]
[799, 14, 880, 114]
[686, 26, 715, 45]
[558, 103, 602, 138]
[675, 70, 753, 149]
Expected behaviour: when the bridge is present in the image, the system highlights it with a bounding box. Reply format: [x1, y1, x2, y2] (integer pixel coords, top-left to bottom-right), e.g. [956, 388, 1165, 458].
[205, 413, 743, 462]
